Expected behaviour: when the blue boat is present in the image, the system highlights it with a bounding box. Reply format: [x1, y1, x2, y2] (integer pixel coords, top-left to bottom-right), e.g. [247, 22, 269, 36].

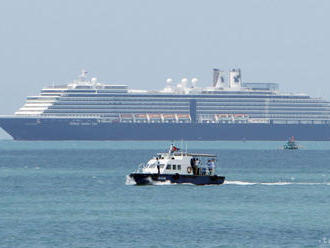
[283, 136, 299, 150]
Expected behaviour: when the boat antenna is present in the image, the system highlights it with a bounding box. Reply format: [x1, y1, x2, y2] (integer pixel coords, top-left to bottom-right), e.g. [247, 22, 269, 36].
[181, 139, 183, 157]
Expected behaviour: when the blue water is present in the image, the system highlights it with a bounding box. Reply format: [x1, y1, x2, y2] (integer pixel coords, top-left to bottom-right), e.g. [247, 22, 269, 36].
[1, 140, 330, 248]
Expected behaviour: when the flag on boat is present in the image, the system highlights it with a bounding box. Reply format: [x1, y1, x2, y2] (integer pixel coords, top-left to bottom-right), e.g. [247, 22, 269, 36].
[169, 144, 180, 153]
[172, 146, 180, 152]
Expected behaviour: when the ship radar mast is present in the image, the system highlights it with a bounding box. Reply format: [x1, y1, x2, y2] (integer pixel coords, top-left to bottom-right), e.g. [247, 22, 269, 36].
[79, 69, 88, 82]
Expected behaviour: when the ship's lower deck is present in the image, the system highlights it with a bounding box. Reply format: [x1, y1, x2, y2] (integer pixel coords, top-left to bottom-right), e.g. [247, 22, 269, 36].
[1, 117, 330, 141]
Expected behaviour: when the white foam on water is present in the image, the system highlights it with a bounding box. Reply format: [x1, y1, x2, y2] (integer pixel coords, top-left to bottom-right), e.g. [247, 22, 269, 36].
[260, 182, 293, 185]
[295, 182, 330, 185]
[225, 180, 257, 185]
[151, 180, 173, 186]
[125, 175, 136, 185]
[225, 180, 330, 186]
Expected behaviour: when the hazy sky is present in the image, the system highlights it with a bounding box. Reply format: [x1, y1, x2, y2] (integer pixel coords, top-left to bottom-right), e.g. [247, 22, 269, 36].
[0, 0, 330, 138]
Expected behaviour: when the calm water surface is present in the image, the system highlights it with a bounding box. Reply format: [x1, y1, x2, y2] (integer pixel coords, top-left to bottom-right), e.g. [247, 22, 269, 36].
[1, 141, 330, 248]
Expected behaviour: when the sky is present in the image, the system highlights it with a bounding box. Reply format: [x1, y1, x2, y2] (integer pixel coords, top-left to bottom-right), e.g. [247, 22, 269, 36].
[0, 0, 330, 138]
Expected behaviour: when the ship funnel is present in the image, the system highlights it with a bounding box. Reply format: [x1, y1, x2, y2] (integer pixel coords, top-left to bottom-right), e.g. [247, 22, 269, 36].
[229, 69, 242, 88]
[213, 68, 226, 88]
[213, 68, 220, 87]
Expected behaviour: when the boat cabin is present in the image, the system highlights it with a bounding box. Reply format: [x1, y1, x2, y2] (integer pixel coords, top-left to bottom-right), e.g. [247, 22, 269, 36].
[137, 151, 217, 176]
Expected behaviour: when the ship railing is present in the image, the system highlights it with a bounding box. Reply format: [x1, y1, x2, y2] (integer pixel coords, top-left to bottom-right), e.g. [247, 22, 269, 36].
[194, 165, 216, 176]
[135, 163, 146, 173]
[136, 162, 161, 173]
[135, 163, 155, 173]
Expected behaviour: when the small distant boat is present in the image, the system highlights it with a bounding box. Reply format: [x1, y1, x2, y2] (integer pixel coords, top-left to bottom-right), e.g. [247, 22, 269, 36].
[283, 136, 299, 150]
[128, 145, 225, 185]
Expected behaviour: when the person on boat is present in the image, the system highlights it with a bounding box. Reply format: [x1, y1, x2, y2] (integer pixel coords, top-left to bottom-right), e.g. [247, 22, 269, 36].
[190, 158, 196, 175]
[156, 158, 160, 175]
[201, 166, 207, 175]
[207, 160, 212, 174]
[208, 159, 215, 175]
[194, 158, 200, 175]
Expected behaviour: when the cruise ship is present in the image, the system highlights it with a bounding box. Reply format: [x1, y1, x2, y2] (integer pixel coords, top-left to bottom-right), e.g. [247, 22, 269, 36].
[1, 69, 330, 140]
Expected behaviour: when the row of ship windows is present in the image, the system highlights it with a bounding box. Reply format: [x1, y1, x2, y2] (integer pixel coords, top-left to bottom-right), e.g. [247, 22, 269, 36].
[197, 103, 329, 107]
[28, 94, 315, 100]
[31, 115, 330, 121]
[31, 93, 299, 99]
[19, 106, 330, 114]
[43, 106, 188, 110]
[41, 89, 128, 92]
[197, 106, 330, 111]
[33, 110, 330, 116]
[26, 97, 326, 105]
[38, 107, 330, 113]
[42, 88, 128, 93]
[42, 89, 275, 94]
[40, 90, 128, 95]
[53, 102, 189, 106]
[22, 105, 330, 113]
[24, 101, 329, 108]
[28, 112, 330, 119]
[31, 101, 329, 108]
[164, 164, 181, 170]
[41, 90, 276, 95]
[199, 111, 330, 115]
[44, 93, 312, 99]
[33, 108, 330, 113]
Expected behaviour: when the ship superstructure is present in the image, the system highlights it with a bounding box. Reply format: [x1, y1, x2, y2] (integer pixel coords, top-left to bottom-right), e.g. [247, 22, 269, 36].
[1, 69, 330, 140]
[13, 69, 330, 125]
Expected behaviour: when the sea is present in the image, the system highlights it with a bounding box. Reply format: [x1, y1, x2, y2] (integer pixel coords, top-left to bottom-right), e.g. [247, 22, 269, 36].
[1, 140, 330, 248]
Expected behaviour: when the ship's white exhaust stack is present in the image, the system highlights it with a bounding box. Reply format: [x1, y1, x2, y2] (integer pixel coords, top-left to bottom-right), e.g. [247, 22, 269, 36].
[229, 69, 241, 88]
[213, 68, 220, 87]
[213, 68, 226, 88]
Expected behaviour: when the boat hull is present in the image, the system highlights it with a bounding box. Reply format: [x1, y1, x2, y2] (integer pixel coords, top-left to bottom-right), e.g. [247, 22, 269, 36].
[284, 146, 299, 150]
[1, 116, 330, 141]
[129, 173, 225, 185]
